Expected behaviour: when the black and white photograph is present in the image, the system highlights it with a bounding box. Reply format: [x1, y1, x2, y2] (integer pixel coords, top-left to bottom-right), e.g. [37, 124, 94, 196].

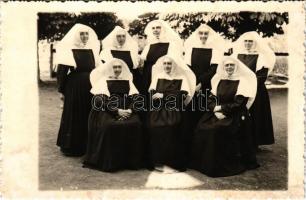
[38, 9, 288, 189]
[1, 1, 305, 199]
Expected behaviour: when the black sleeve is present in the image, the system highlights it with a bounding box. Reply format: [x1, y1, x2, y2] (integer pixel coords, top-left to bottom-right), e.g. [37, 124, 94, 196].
[206, 93, 218, 112]
[180, 90, 188, 98]
[94, 94, 118, 117]
[179, 90, 188, 109]
[149, 90, 188, 109]
[149, 90, 162, 107]
[256, 67, 269, 85]
[163, 90, 188, 111]
[149, 89, 180, 99]
[150, 89, 157, 95]
[92, 94, 104, 109]
[199, 63, 218, 89]
[56, 64, 71, 94]
[163, 89, 187, 97]
[220, 95, 248, 116]
[128, 94, 140, 113]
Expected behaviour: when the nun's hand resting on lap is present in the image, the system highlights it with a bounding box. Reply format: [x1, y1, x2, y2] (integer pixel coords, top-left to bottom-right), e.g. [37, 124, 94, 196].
[215, 112, 226, 120]
[118, 109, 132, 120]
[213, 105, 221, 112]
[152, 93, 164, 100]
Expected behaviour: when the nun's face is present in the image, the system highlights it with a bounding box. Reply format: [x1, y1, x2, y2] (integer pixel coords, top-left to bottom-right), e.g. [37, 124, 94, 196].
[244, 39, 254, 51]
[152, 25, 162, 38]
[163, 58, 173, 74]
[116, 33, 126, 46]
[112, 61, 123, 78]
[80, 31, 89, 45]
[224, 62, 236, 76]
[198, 30, 209, 44]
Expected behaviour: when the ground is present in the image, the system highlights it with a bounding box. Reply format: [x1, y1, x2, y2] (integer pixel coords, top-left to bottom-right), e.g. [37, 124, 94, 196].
[39, 82, 287, 190]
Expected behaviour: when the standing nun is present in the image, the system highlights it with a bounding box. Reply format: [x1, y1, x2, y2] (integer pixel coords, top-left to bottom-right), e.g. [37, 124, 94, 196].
[140, 20, 183, 94]
[147, 54, 196, 172]
[184, 24, 225, 93]
[182, 24, 226, 162]
[100, 26, 141, 89]
[84, 58, 143, 172]
[232, 31, 276, 146]
[190, 56, 259, 177]
[56, 23, 100, 156]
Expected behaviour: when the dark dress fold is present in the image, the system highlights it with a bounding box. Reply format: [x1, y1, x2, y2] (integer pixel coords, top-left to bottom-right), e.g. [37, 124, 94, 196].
[142, 43, 169, 93]
[238, 54, 274, 146]
[147, 79, 187, 170]
[56, 49, 95, 156]
[182, 48, 218, 166]
[187, 48, 218, 123]
[190, 48, 216, 90]
[83, 80, 143, 172]
[190, 79, 257, 177]
[110, 50, 142, 90]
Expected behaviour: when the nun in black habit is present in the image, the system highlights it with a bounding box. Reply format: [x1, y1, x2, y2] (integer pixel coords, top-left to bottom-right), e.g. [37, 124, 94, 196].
[184, 24, 225, 94]
[233, 31, 276, 146]
[140, 20, 183, 94]
[100, 26, 142, 90]
[182, 24, 226, 163]
[83, 58, 143, 172]
[190, 56, 259, 177]
[147, 54, 196, 173]
[56, 23, 101, 156]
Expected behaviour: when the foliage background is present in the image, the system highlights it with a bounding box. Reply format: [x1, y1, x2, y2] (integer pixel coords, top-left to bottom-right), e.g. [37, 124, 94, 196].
[38, 12, 288, 41]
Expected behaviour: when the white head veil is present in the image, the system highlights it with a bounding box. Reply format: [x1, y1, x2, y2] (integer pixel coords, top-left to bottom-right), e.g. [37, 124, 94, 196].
[55, 23, 101, 68]
[184, 24, 227, 66]
[141, 20, 183, 59]
[211, 56, 257, 109]
[100, 26, 139, 68]
[149, 53, 196, 105]
[90, 58, 138, 96]
[232, 31, 276, 74]
[144, 20, 183, 47]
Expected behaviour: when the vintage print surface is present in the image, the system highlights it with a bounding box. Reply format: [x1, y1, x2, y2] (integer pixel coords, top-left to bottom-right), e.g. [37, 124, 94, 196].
[1, 1, 305, 199]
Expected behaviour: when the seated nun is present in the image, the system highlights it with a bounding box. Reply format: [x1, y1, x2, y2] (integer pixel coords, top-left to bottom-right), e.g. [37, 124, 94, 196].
[232, 31, 276, 147]
[100, 26, 142, 89]
[147, 54, 196, 173]
[83, 58, 143, 172]
[190, 56, 259, 177]
[55, 23, 101, 156]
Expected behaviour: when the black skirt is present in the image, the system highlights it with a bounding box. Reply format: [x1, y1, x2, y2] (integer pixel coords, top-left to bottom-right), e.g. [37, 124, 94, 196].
[251, 82, 275, 145]
[189, 80, 257, 177]
[190, 112, 246, 177]
[237, 54, 274, 146]
[146, 79, 187, 170]
[56, 71, 92, 156]
[179, 95, 204, 166]
[83, 110, 143, 172]
[147, 109, 185, 170]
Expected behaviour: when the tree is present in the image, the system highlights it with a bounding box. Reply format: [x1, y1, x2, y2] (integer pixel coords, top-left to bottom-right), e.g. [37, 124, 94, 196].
[128, 12, 159, 36]
[38, 12, 124, 41]
[128, 12, 288, 40]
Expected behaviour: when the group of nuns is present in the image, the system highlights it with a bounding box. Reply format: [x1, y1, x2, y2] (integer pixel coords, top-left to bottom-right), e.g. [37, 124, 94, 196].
[56, 20, 276, 178]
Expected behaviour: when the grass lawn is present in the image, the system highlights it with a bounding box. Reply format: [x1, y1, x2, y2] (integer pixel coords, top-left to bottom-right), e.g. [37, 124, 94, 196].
[39, 83, 287, 190]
